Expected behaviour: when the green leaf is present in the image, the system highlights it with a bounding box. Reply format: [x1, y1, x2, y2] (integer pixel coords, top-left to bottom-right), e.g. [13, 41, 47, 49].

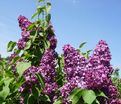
[46, 14, 51, 23]
[37, 6, 45, 16]
[7, 41, 16, 52]
[37, 6, 42, 16]
[0, 78, 13, 100]
[53, 98, 62, 104]
[87, 50, 92, 53]
[46, 2, 51, 14]
[15, 76, 25, 92]
[30, 31, 37, 43]
[32, 86, 40, 98]
[27, 23, 35, 30]
[38, 0, 44, 2]
[31, 12, 38, 19]
[16, 62, 31, 77]
[43, 40, 50, 49]
[85, 50, 92, 58]
[96, 90, 108, 98]
[0, 97, 4, 104]
[24, 40, 31, 50]
[68, 88, 83, 104]
[39, 94, 51, 102]
[36, 73, 45, 89]
[4, 78, 14, 86]
[11, 56, 20, 64]
[28, 94, 35, 104]
[95, 99, 100, 104]
[79, 42, 86, 49]
[82, 90, 96, 104]
[56, 55, 65, 86]
[14, 48, 21, 54]
[24, 94, 29, 104]
[0, 86, 10, 100]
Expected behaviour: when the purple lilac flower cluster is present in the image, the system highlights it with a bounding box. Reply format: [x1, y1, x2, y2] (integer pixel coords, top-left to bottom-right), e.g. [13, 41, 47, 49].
[63, 44, 87, 81]
[18, 15, 32, 31]
[19, 66, 38, 93]
[38, 48, 58, 95]
[61, 40, 120, 104]
[17, 15, 31, 49]
[61, 44, 87, 103]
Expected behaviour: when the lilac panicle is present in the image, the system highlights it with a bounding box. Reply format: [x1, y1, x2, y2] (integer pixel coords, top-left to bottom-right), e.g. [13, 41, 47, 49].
[38, 48, 58, 95]
[83, 40, 113, 89]
[18, 15, 32, 31]
[94, 40, 111, 63]
[62, 44, 87, 98]
[90, 40, 113, 75]
[62, 44, 87, 102]
[39, 48, 57, 83]
[63, 44, 87, 81]
[17, 15, 32, 50]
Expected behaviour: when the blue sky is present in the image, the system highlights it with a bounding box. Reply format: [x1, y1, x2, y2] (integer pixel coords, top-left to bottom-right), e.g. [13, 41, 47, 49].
[0, 0, 121, 75]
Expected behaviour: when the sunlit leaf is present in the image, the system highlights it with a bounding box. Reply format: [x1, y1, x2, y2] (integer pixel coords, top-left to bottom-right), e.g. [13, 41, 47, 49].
[0, 78, 13, 100]
[82, 90, 96, 104]
[7, 41, 16, 52]
[16, 62, 31, 77]
[24, 40, 31, 50]
[68, 88, 83, 104]
[31, 12, 38, 19]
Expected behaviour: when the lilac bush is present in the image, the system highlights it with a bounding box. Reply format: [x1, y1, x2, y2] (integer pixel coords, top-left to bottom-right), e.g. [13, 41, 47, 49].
[0, 1, 120, 104]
